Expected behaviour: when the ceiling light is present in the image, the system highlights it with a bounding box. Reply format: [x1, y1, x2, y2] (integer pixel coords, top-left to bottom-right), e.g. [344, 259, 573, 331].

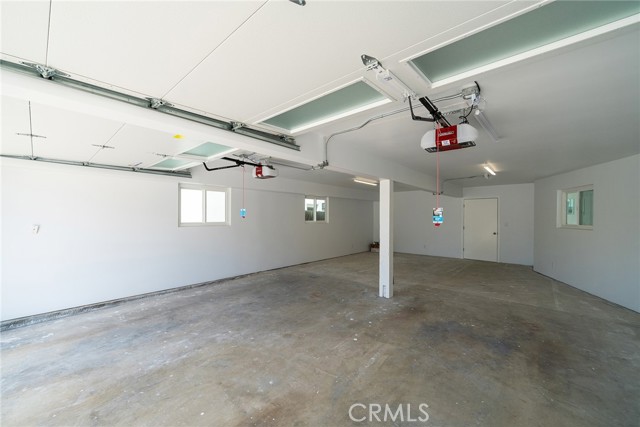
[474, 110, 500, 142]
[354, 177, 378, 186]
[483, 164, 496, 175]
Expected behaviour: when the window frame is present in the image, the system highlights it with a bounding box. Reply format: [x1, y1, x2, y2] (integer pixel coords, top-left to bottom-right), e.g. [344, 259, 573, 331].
[557, 185, 593, 230]
[179, 183, 230, 227]
[305, 195, 329, 223]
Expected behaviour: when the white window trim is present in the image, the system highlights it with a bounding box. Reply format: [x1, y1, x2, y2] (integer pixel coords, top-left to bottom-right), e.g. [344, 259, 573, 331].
[557, 185, 593, 230]
[305, 195, 329, 223]
[179, 183, 230, 227]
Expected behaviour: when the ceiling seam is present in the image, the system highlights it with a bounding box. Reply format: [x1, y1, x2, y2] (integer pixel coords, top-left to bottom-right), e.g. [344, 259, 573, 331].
[160, 0, 270, 100]
[44, 0, 53, 65]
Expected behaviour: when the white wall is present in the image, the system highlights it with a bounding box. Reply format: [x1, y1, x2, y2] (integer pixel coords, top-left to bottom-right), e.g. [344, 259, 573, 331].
[374, 185, 534, 263]
[534, 155, 640, 312]
[1, 159, 374, 320]
[463, 184, 534, 265]
[374, 191, 463, 258]
[394, 191, 463, 258]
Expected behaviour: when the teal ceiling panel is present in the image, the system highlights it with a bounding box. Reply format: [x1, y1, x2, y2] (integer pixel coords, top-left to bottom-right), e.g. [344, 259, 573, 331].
[153, 158, 193, 169]
[262, 81, 387, 131]
[183, 142, 232, 157]
[410, 1, 639, 82]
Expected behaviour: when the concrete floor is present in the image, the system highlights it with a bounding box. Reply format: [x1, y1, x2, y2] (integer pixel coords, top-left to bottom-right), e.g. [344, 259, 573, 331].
[1, 253, 639, 427]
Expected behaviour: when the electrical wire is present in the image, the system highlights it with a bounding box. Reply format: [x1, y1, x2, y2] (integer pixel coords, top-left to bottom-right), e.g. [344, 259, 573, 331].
[321, 91, 465, 168]
[462, 106, 474, 120]
[269, 159, 315, 171]
[437, 174, 489, 195]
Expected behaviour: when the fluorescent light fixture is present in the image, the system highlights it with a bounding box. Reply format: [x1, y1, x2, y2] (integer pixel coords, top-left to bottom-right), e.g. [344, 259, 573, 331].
[474, 110, 500, 142]
[483, 164, 496, 175]
[353, 177, 378, 186]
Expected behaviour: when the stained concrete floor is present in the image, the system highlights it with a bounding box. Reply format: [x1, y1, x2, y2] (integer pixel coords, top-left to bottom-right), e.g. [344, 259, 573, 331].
[1, 253, 639, 427]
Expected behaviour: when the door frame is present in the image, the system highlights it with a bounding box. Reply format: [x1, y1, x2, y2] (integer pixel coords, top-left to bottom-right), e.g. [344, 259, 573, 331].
[462, 197, 500, 262]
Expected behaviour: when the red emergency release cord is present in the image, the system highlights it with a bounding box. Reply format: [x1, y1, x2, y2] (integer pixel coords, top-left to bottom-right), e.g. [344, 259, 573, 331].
[436, 124, 440, 208]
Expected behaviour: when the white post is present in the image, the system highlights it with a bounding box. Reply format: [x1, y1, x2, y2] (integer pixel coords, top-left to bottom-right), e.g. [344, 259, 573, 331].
[379, 179, 393, 298]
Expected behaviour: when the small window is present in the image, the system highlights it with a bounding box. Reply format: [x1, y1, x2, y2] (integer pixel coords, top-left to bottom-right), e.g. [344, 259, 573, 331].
[305, 196, 328, 222]
[179, 184, 229, 226]
[559, 186, 593, 229]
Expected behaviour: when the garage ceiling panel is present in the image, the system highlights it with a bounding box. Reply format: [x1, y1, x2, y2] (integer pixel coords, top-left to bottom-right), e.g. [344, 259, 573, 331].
[0, 0, 50, 63]
[1, 96, 35, 157]
[166, 1, 506, 122]
[92, 124, 204, 168]
[46, 0, 264, 97]
[26, 102, 125, 162]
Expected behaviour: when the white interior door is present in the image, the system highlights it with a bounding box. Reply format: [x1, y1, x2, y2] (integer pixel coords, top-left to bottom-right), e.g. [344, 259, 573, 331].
[463, 198, 498, 262]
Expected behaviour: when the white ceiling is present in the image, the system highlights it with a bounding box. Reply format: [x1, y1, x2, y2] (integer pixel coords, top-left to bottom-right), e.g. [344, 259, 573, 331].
[0, 95, 213, 169]
[1, 0, 638, 191]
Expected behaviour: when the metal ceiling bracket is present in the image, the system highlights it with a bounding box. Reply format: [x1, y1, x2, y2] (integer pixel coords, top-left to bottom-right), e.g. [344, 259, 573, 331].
[1, 60, 299, 151]
[1, 154, 191, 178]
[461, 81, 481, 99]
[280, 135, 295, 144]
[20, 62, 69, 79]
[230, 121, 245, 131]
[147, 98, 172, 109]
[361, 54, 380, 71]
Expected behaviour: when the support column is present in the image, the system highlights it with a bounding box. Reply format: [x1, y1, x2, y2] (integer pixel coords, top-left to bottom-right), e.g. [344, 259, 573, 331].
[379, 179, 394, 298]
